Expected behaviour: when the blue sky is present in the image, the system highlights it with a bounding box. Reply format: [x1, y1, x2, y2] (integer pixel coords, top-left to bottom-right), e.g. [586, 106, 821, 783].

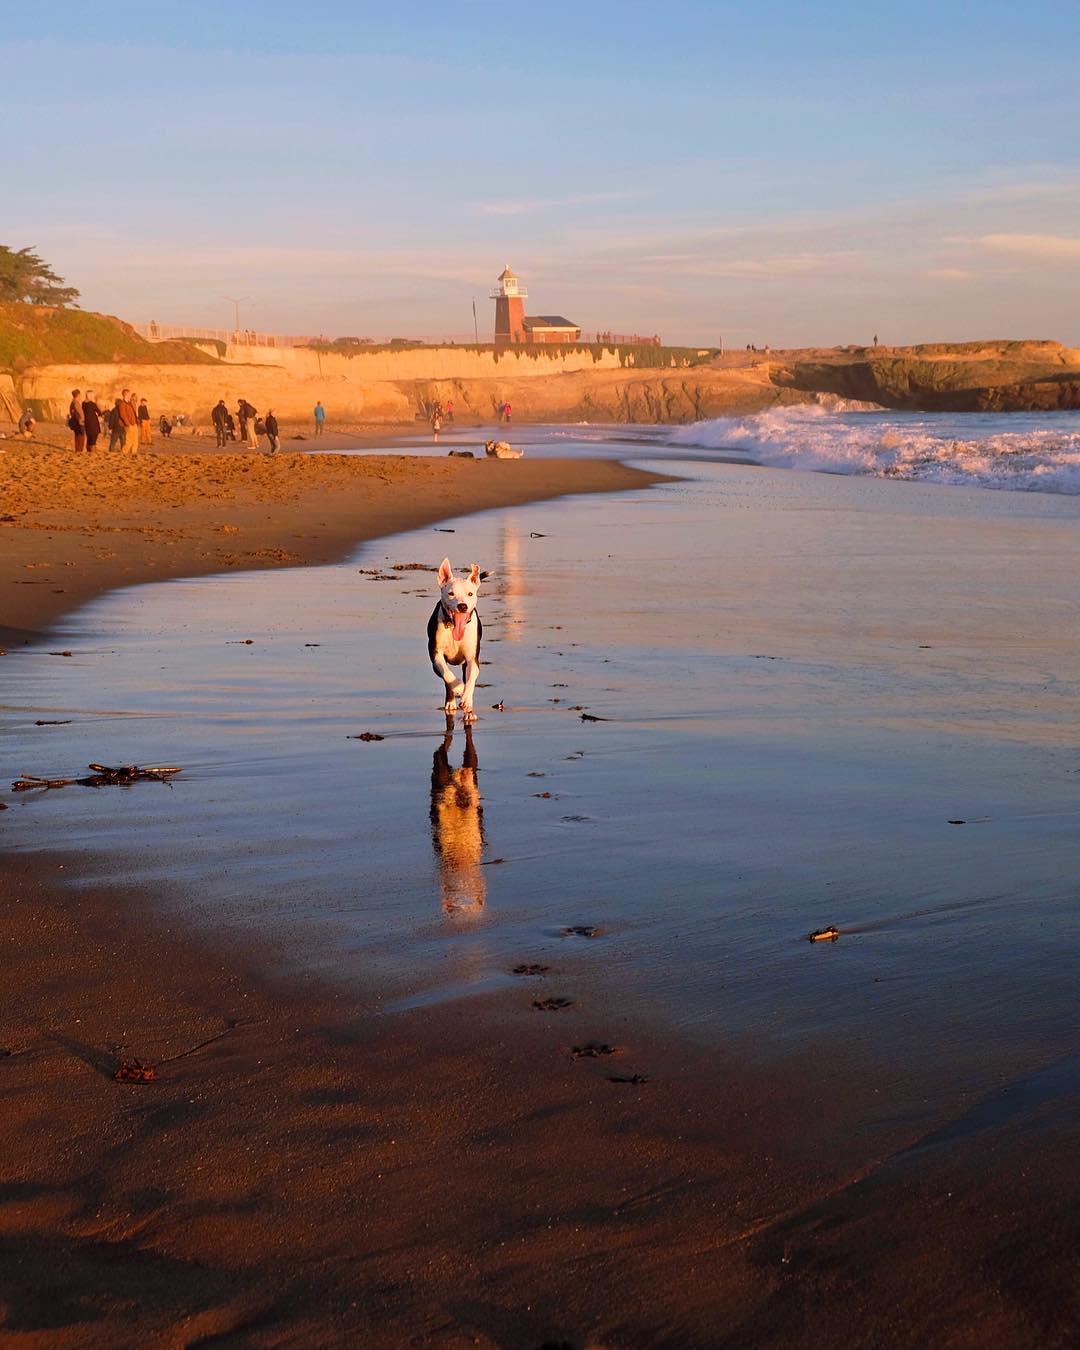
[6, 1, 1080, 344]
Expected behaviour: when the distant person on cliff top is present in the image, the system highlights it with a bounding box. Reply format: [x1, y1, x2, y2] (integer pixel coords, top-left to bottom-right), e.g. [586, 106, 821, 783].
[138, 398, 152, 446]
[212, 399, 229, 447]
[82, 392, 102, 452]
[873, 334, 879, 348]
[68, 388, 86, 453]
[314, 401, 325, 436]
[265, 410, 280, 453]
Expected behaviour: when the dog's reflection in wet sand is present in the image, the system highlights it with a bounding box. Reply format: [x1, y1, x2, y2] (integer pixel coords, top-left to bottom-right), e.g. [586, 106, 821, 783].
[430, 719, 486, 916]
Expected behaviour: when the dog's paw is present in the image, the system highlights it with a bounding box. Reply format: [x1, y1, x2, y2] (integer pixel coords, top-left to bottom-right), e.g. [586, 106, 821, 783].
[462, 706, 477, 724]
[443, 699, 458, 714]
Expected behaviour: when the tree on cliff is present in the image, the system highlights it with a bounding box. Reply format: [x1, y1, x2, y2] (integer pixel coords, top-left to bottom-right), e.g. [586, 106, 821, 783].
[0, 245, 80, 307]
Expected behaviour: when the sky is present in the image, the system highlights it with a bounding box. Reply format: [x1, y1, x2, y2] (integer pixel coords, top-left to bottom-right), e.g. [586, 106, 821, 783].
[6, 0, 1080, 346]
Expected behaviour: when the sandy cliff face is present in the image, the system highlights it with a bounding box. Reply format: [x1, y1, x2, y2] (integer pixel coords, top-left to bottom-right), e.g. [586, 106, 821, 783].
[16, 351, 798, 426]
[14, 334, 1080, 427]
[17, 360, 411, 423]
[772, 340, 1080, 411]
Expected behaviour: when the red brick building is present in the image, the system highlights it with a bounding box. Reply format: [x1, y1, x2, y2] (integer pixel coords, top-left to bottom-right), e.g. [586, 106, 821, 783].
[491, 265, 581, 347]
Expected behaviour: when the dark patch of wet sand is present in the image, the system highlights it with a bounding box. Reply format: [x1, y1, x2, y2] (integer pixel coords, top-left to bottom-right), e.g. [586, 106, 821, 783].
[2, 847, 1078, 1347]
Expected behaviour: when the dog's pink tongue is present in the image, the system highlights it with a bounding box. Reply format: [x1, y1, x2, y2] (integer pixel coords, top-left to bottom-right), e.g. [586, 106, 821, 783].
[453, 611, 468, 641]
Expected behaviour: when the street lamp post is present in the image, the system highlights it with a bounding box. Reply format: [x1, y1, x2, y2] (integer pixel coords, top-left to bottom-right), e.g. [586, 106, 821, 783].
[223, 296, 254, 333]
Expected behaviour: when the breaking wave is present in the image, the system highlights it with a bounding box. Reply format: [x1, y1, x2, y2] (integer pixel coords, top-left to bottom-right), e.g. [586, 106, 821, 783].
[667, 405, 1080, 495]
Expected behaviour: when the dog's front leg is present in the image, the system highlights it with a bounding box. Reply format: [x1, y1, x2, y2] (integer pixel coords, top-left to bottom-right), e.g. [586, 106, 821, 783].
[460, 656, 480, 724]
[432, 653, 465, 713]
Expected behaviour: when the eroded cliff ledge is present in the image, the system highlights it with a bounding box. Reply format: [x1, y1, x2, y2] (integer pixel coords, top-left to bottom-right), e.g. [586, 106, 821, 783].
[771, 340, 1080, 412]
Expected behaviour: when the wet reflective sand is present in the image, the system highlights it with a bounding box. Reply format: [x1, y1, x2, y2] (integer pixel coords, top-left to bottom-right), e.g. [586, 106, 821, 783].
[3, 457, 1080, 1123]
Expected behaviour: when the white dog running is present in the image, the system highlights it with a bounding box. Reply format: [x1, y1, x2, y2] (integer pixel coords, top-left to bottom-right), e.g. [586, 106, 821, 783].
[428, 557, 483, 722]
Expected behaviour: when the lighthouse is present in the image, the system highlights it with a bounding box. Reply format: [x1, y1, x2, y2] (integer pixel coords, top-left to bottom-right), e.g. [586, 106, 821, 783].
[491, 264, 527, 347]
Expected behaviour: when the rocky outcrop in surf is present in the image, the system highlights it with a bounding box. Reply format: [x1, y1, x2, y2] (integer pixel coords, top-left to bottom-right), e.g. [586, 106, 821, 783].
[771, 340, 1080, 412]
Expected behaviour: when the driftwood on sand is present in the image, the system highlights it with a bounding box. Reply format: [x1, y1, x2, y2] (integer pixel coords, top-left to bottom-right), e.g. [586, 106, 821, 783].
[12, 763, 183, 792]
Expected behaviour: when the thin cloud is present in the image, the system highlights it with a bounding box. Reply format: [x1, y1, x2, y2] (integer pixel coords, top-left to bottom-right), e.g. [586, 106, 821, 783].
[977, 233, 1080, 259]
[476, 191, 637, 217]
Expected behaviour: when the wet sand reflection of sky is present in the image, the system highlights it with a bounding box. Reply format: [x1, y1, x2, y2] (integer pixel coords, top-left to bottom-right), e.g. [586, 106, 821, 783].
[3, 455, 1080, 1118]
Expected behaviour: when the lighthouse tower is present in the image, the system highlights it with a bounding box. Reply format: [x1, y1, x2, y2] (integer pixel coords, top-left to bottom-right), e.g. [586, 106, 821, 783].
[491, 264, 527, 347]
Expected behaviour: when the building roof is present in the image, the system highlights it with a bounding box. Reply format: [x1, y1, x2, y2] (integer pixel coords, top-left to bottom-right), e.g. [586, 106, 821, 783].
[498, 265, 517, 280]
[523, 314, 579, 329]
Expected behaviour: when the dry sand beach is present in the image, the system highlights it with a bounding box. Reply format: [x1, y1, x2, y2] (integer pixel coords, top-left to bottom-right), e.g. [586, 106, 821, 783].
[0, 436, 656, 645]
[2, 432, 1080, 1348]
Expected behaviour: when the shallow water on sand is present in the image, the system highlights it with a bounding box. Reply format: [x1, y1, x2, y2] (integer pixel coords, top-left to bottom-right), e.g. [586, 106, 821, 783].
[3, 456, 1080, 1115]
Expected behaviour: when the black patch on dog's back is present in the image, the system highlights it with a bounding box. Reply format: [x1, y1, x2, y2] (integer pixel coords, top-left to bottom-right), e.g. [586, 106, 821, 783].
[427, 602, 446, 664]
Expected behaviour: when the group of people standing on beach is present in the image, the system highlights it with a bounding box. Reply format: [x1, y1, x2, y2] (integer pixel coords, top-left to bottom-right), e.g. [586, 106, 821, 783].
[210, 398, 281, 452]
[51, 395, 328, 454]
[67, 388, 153, 453]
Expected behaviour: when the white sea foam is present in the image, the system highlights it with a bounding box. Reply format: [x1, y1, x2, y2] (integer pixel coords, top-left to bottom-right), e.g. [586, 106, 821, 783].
[667, 405, 1080, 495]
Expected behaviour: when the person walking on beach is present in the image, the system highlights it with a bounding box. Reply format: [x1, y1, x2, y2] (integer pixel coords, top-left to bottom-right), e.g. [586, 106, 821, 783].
[212, 399, 229, 447]
[502, 400, 512, 424]
[82, 391, 102, 452]
[138, 398, 152, 446]
[314, 401, 325, 437]
[432, 411, 442, 439]
[265, 409, 280, 453]
[445, 399, 454, 423]
[67, 388, 86, 452]
[118, 389, 139, 453]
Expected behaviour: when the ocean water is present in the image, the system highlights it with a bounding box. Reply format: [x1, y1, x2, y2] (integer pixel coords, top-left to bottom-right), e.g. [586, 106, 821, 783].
[383, 406, 1080, 495]
[3, 452, 1079, 1126]
[668, 403, 1080, 494]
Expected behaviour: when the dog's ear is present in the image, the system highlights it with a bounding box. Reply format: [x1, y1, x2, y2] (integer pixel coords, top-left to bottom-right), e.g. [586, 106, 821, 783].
[468, 563, 481, 586]
[437, 557, 453, 585]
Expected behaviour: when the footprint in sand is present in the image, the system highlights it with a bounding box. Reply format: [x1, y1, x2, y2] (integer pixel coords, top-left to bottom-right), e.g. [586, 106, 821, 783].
[533, 997, 575, 1012]
[571, 1042, 618, 1059]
